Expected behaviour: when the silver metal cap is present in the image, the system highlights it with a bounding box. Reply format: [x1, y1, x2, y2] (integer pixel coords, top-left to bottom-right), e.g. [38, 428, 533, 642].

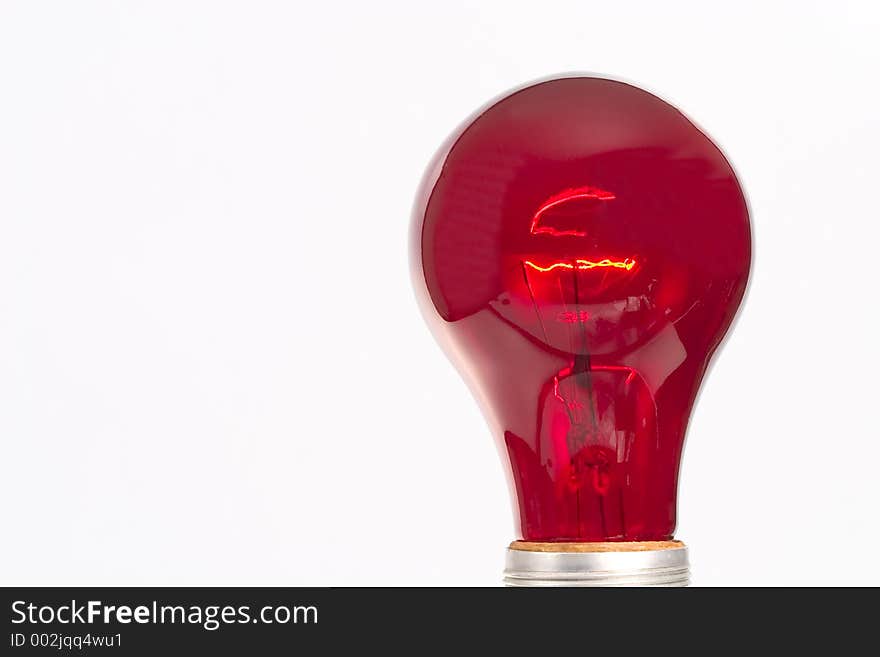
[504, 543, 690, 587]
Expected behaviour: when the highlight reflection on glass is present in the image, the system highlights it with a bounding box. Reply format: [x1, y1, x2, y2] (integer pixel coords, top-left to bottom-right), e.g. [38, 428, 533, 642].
[412, 77, 751, 542]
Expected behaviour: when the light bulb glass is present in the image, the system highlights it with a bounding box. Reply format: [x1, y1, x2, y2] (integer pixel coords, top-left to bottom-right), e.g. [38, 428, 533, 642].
[412, 77, 751, 542]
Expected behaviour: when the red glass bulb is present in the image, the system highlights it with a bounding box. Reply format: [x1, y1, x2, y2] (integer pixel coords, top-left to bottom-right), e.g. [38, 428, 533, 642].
[412, 77, 751, 542]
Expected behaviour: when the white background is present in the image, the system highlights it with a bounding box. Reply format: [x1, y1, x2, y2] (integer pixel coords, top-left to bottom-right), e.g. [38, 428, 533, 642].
[1, 1, 878, 586]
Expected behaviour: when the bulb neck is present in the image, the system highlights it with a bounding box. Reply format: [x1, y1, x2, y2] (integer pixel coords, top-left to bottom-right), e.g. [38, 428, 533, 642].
[503, 540, 689, 587]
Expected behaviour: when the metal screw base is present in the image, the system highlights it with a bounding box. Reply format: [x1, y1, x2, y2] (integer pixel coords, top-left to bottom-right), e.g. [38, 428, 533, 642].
[504, 541, 690, 587]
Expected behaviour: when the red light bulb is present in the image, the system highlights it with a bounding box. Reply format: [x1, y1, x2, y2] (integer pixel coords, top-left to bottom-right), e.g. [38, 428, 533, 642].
[411, 76, 751, 585]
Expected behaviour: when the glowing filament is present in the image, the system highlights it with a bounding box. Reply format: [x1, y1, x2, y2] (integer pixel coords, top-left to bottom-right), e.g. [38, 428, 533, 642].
[530, 185, 616, 237]
[523, 258, 637, 273]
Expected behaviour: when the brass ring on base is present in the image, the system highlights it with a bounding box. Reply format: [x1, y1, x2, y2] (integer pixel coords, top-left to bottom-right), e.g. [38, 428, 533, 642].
[503, 540, 690, 587]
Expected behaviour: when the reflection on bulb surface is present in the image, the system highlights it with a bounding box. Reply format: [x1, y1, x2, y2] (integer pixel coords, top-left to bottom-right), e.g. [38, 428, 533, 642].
[412, 77, 751, 542]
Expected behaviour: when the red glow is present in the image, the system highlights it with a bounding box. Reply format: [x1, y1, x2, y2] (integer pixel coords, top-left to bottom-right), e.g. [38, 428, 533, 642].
[523, 258, 636, 273]
[529, 185, 616, 237]
[414, 77, 751, 542]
